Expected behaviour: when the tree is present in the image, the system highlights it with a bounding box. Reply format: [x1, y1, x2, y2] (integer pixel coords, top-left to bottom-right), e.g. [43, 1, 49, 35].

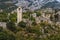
[0, 32, 15, 40]
[23, 11, 33, 19]
[50, 15, 53, 21]
[9, 13, 17, 22]
[29, 16, 35, 21]
[54, 14, 59, 22]
[0, 12, 8, 22]
[18, 21, 26, 28]
[0, 27, 3, 32]
[6, 21, 17, 33]
[0, 27, 15, 40]
[32, 21, 37, 26]
[34, 11, 41, 17]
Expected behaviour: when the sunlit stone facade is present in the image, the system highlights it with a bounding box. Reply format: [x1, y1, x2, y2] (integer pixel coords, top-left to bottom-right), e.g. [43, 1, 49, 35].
[17, 7, 22, 23]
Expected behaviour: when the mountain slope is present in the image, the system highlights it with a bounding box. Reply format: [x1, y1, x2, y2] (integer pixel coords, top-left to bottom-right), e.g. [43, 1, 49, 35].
[15, 0, 46, 10]
[41, 0, 60, 9]
[0, 0, 17, 13]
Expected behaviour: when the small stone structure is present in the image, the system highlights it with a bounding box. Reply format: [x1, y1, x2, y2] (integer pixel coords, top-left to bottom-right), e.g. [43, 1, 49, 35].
[0, 22, 6, 28]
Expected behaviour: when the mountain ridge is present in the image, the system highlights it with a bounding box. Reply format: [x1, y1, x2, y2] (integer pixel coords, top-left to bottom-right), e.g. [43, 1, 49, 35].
[0, 0, 60, 12]
[15, 0, 60, 10]
[41, 0, 60, 9]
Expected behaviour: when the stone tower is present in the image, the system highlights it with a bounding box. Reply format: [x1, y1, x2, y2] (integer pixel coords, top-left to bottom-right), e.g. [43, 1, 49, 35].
[17, 7, 22, 23]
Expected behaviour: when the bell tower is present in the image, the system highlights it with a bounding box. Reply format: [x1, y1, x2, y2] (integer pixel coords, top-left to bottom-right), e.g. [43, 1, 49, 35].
[17, 7, 22, 23]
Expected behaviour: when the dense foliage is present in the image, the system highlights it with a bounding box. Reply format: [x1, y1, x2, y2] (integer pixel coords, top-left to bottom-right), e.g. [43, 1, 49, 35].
[0, 27, 15, 40]
[0, 9, 60, 40]
[0, 12, 8, 22]
[0, 21, 60, 40]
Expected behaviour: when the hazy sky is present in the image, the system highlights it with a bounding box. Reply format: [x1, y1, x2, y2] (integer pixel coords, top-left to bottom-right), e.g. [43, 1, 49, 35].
[57, 0, 60, 2]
